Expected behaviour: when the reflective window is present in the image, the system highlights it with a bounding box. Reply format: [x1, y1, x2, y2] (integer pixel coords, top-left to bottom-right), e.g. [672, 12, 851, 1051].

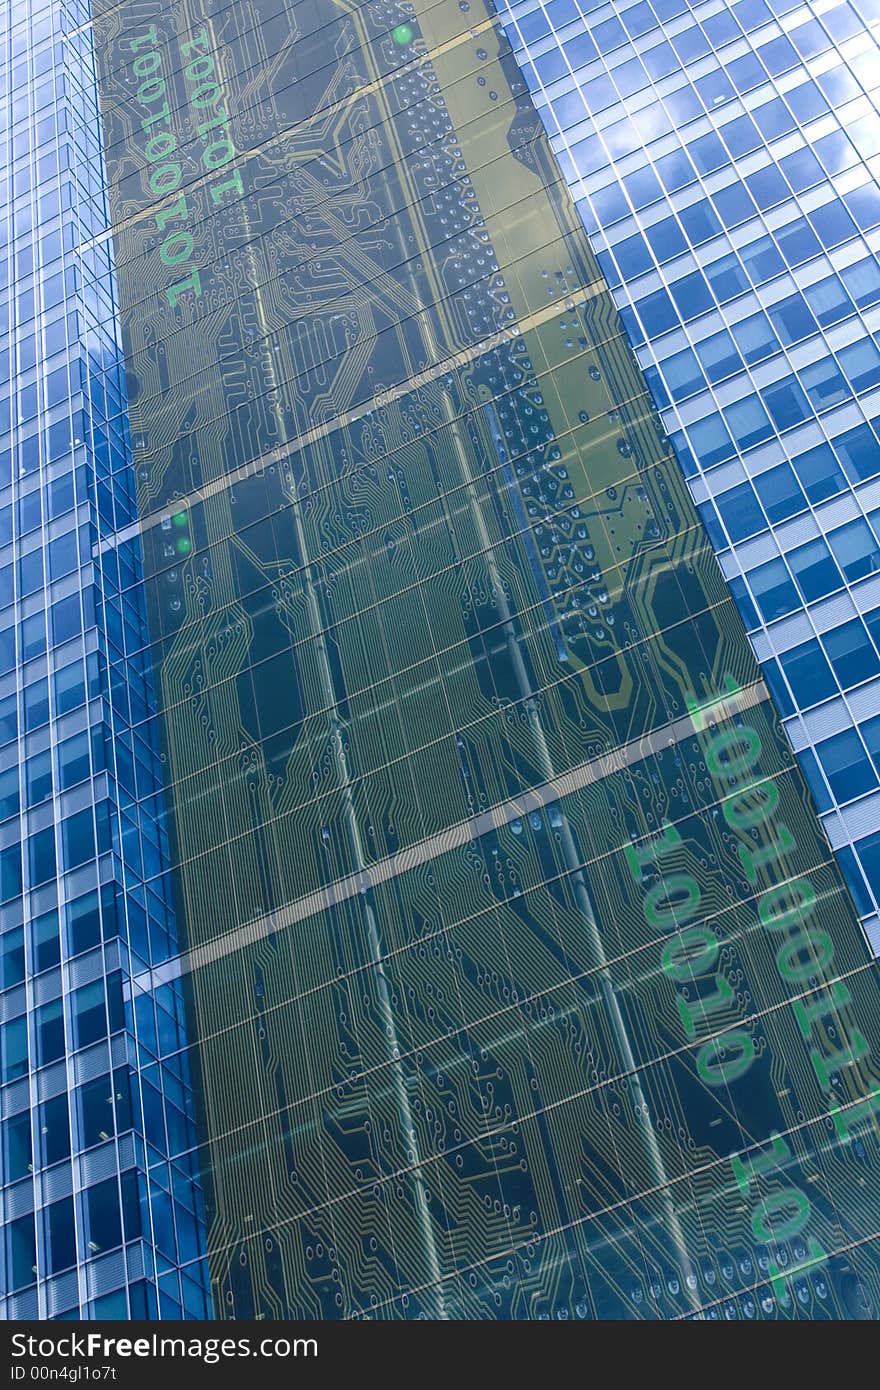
[817, 728, 878, 802]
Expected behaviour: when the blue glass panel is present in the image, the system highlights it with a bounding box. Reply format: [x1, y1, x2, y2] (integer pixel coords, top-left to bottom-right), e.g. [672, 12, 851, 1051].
[750, 556, 799, 620]
[716, 481, 765, 540]
[817, 729, 878, 802]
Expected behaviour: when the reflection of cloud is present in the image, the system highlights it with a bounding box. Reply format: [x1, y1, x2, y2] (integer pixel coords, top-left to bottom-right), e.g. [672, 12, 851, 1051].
[632, 104, 668, 145]
[849, 115, 880, 160]
[602, 117, 638, 160]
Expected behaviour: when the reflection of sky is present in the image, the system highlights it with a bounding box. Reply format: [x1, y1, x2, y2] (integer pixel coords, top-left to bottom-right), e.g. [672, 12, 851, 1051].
[497, 0, 880, 175]
[494, 0, 880, 948]
[598, 111, 640, 160]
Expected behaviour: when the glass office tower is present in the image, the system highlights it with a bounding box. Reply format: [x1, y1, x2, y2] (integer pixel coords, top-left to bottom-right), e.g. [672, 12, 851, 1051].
[0, 0, 209, 1319]
[4, 0, 880, 1320]
[494, 0, 880, 951]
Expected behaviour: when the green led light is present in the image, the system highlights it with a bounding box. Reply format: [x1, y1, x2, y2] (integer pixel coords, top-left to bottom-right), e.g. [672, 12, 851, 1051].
[175, 537, 192, 554]
[172, 511, 188, 527]
[391, 23, 413, 44]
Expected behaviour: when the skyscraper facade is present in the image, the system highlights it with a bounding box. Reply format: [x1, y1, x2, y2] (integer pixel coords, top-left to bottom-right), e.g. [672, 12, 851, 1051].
[495, 0, 880, 950]
[1, 0, 209, 1320]
[2, 0, 880, 1321]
